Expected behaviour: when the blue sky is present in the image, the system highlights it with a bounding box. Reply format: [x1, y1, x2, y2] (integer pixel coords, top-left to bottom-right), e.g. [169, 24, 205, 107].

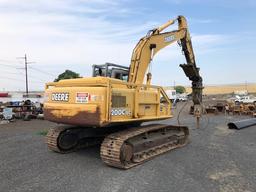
[0, 0, 255, 91]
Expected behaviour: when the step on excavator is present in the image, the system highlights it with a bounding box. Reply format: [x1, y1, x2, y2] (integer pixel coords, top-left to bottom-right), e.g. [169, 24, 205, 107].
[44, 15, 203, 169]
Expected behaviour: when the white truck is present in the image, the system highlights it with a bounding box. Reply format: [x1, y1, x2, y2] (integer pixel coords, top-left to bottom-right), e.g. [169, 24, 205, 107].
[165, 89, 177, 102]
[177, 93, 188, 102]
[235, 95, 256, 105]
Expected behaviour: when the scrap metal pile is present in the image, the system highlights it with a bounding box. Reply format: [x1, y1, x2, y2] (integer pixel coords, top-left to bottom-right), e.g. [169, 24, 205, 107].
[0, 100, 43, 123]
[202, 99, 256, 117]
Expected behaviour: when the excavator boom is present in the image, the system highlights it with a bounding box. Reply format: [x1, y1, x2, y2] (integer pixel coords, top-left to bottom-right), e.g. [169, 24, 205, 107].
[128, 15, 203, 106]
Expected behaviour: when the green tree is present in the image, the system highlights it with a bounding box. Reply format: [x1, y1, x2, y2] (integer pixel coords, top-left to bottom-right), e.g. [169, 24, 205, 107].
[175, 85, 186, 94]
[54, 70, 81, 82]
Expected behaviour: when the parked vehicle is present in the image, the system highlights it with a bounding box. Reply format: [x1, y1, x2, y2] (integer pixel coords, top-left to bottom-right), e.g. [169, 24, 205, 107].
[165, 89, 177, 102]
[235, 95, 256, 105]
[177, 93, 188, 102]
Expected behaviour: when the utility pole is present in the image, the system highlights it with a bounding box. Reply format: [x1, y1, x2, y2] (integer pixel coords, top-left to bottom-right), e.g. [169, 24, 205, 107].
[17, 54, 35, 97]
[24, 54, 28, 96]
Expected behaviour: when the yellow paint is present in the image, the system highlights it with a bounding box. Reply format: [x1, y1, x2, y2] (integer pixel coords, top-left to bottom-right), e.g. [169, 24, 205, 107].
[44, 77, 172, 126]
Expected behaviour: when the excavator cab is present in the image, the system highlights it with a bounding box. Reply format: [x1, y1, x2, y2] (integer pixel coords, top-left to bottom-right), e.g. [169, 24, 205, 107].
[92, 63, 129, 81]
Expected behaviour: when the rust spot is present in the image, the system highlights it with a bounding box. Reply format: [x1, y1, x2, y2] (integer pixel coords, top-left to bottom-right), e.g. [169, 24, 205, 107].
[44, 107, 103, 127]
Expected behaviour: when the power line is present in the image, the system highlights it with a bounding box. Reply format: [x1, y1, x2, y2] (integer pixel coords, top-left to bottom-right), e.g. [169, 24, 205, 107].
[0, 74, 44, 84]
[0, 69, 24, 76]
[1, 68, 49, 83]
[29, 66, 56, 77]
[16, 69, 50, 82]
[22, 73, 48, 83]
[0, 58, 56, 84]
[0, 63, 21, 68]
[0, 76, 44, 84]
[0, 59, 20, 63]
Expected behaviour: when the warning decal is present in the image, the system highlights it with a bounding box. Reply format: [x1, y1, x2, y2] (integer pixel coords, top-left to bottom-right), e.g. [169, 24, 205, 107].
[76, 92, 90, 103]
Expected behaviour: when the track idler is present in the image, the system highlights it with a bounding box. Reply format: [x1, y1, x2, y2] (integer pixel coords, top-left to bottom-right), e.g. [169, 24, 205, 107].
[46, 126, 103, 153]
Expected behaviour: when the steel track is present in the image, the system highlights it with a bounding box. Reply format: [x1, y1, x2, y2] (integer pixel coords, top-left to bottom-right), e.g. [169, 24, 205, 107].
[46, 126, 102, 153]
[100, 124, 189, 169]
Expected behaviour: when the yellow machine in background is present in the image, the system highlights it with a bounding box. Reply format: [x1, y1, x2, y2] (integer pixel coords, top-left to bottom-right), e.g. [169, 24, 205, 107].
[44, 16, 203, 169]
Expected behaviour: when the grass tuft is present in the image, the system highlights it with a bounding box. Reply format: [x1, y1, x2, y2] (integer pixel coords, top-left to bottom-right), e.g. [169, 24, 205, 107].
[37, 130, 48, 136]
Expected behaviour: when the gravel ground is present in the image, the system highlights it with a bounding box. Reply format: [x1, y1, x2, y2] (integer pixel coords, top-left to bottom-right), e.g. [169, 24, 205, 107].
[0, 103, 256, 192]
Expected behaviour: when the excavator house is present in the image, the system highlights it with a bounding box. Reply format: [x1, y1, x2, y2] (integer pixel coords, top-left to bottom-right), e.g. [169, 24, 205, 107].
[44, 16, 203, 169]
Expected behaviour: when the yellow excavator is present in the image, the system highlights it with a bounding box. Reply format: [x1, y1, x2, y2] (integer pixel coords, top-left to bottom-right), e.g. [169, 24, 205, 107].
[44, 15, 203, 169]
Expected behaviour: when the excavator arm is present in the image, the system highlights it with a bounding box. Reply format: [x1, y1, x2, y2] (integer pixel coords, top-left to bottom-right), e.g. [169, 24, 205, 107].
[128, 15, 203, 108]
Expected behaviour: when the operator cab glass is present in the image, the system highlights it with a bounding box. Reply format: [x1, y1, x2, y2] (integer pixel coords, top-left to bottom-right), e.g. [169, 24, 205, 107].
[92, 63, 129, 82]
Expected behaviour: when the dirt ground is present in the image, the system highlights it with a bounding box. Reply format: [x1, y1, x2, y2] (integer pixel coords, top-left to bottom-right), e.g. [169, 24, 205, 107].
[0, 103, 256, 192]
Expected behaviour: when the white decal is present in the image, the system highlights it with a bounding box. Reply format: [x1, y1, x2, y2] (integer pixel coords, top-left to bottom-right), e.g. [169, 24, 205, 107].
[111, 108, 131, 116]
[91, 95, 103, 102]
[164, 35, 175, 42]
[52, 93, 69, 101]
[76, 92, 90, 103]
